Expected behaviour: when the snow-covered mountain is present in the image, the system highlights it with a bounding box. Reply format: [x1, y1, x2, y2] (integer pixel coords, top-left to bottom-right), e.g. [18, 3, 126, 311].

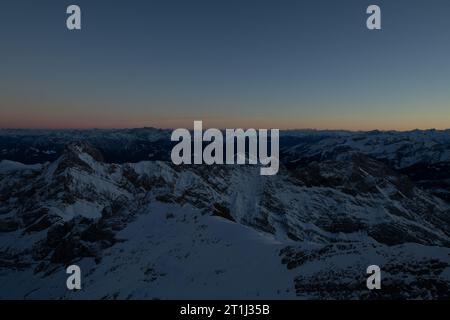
[0, 128, 171, 164]
[1, 130, 450, 299]
[282, 129, 450, 201]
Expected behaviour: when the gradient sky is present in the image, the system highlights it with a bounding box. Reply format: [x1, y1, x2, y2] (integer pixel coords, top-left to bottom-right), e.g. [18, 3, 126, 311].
[1, 0, 450, 130]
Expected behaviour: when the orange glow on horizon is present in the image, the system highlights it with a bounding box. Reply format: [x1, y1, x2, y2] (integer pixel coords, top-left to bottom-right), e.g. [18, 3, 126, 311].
[1, 114, 450, 132]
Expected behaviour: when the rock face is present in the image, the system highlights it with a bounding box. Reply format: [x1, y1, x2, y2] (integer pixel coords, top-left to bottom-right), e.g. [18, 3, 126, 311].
[0, 130, 450, 299]
[280, 243, 450, 299]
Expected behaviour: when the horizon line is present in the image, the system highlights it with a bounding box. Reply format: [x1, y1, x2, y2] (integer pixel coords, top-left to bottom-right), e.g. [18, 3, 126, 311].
[1, 126, 450, 133]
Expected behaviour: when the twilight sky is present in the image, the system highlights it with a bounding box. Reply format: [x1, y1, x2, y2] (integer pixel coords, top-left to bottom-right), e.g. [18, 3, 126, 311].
[1, 0, 450, 130]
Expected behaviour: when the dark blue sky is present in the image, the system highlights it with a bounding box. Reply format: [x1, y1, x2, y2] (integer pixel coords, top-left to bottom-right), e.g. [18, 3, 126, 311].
[1, 0, 450, 129]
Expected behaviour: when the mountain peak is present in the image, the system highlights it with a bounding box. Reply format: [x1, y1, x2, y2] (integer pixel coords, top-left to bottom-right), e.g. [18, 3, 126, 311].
[44, 141, 105, 177]
[65, 141, 104, 162]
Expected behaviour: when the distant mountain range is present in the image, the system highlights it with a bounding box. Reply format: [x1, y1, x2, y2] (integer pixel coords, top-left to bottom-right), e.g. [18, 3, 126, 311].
[1, 129, 450, 299]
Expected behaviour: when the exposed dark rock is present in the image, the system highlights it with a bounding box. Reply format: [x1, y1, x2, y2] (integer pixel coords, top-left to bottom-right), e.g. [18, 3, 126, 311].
[212, 203, 235, 222]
